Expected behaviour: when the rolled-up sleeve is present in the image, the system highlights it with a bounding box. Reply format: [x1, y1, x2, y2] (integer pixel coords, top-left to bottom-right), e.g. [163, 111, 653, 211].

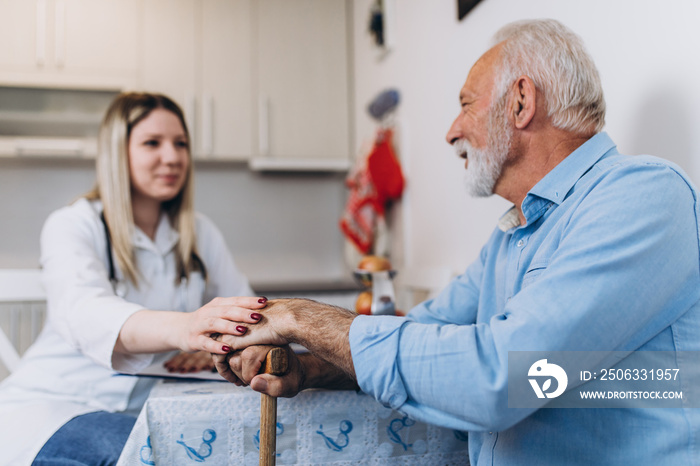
[350, 315, 407, 408]
[349, 254, 503, 431]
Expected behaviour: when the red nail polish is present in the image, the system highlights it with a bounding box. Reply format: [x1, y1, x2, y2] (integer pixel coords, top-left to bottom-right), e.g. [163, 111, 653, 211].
[258, 297, 268, 304]
[236, 325, 247, 334]
[251, 313, 262, 320]
[222, 345, 231, 352]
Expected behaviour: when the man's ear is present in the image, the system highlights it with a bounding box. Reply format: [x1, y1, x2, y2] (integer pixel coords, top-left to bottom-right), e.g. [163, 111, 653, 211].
[511, 76, 537, 129]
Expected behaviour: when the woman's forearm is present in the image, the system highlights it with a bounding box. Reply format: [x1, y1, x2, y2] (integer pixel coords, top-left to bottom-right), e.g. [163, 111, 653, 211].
[115, 297, 268, 355]
[115, 309, 185, 354]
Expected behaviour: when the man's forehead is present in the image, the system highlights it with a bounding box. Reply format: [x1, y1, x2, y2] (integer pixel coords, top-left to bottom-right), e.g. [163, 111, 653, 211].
[459, 44, 502, 100]
[459, 67, 489, 101]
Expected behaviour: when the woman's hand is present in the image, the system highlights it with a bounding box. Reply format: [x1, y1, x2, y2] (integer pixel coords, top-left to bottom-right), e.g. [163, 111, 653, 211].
[164, 350, 215, 373]
[212, 345, 305, 397]
[115, 296, 269, 356]
[206, 297, 358, 383]
[215, 299, 295, 351]
[178, 296, 269, 354]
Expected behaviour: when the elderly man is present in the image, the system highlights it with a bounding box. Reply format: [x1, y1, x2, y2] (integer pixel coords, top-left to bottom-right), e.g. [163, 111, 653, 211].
[216, 19, 700, 465]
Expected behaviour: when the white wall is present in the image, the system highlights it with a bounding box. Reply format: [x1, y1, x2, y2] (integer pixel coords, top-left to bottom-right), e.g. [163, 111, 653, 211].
[352, 0, 700, 277]
[4, 1, 699, 291]
[0, 159, 349, 291]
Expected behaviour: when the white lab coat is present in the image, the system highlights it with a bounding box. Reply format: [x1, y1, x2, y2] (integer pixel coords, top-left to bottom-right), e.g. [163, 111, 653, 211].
[0, 198, 253, 465]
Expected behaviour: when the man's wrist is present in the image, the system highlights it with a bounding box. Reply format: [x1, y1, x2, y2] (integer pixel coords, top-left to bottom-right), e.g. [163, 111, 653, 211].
[297, 352, 358, 391]
[276, 298, 357, 377]
[297, 352, 314, 390]
[279, 298, 303, 344]
[286, 299, 356, 348]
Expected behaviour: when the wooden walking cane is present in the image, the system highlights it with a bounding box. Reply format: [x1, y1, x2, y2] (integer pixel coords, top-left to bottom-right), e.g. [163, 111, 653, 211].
[259, 347, 289, 466]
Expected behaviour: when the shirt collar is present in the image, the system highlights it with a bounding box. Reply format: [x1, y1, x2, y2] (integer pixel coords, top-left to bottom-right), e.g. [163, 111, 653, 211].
[497, 132, 617, 232]
[133, 213, 180, 255]
[527, 132, 617, 206]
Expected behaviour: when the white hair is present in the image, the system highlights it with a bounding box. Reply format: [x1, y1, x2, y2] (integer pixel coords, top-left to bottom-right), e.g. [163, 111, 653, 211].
[492, 19, 606, 134]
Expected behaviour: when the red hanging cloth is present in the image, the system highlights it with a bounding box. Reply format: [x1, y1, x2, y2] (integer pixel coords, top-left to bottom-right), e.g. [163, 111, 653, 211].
[340, 129, 404, 254]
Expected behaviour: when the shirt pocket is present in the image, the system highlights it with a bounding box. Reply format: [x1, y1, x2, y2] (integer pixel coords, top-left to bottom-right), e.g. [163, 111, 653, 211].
[521, 259, 550, 289]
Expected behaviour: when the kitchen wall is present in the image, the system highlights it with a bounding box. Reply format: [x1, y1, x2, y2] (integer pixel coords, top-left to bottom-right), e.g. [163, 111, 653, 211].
[351, 0, 700, 279]
[4, 1, 699, 294]
[0, 158, 350, 291]
[0, 0, 357, 293]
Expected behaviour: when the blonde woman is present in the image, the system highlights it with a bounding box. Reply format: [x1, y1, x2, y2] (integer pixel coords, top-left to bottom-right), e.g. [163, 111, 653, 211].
[0, 93, 264, 465]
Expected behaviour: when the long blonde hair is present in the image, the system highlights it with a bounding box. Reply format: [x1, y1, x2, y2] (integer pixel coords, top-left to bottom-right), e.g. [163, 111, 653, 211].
[85, 92, 205, 286]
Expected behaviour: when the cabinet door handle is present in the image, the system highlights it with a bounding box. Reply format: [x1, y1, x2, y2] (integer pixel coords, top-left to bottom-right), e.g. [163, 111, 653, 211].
[36, 0, 47, 66]
[201, 94, 213, 157]
[54, 0, 66, 67]
[185, 95, 196, 156]
[258, 93, 269, 156]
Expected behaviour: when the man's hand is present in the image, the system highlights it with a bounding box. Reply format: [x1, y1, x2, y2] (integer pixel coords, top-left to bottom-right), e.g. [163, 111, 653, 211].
[215, 298, 358, 377]
[213, 345, 305, 397]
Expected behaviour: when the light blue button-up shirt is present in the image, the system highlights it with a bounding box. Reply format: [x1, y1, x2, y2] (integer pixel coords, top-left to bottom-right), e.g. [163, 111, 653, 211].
[349, 133, 700, 465]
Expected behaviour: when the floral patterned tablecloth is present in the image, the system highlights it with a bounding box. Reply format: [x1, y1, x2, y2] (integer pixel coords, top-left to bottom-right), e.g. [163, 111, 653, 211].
[117, 379, 470, 465]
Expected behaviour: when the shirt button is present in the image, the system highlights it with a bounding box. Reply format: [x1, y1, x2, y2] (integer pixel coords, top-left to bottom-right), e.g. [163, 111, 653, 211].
[517, 239, 525, 248]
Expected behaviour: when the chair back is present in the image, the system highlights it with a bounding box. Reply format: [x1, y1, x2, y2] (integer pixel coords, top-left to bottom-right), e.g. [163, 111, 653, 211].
[0, 269, 46, 376]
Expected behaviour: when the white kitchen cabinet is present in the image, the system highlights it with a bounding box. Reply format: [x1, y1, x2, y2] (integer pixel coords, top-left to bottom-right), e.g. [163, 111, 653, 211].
[253, 0, 350, 166]
[0, 0, 139, 89]
[0, 1, 39, 72]
[139, 0, 198, 146]
[140, 0, 252, 160]
[200, 0, 253, 159]
[0, 0, 351, 165]
[141, 0, 350, 165]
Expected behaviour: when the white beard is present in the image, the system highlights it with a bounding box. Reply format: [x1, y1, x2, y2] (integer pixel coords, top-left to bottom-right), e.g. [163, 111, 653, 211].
[455, 106, 512, 197]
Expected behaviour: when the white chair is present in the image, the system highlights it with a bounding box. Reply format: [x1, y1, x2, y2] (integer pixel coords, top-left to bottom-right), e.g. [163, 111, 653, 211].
[0, 269, 46, 375]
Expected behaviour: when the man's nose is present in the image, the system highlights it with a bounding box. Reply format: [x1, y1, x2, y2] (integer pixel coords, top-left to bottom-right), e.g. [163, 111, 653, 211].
[446, 114, 462, 145]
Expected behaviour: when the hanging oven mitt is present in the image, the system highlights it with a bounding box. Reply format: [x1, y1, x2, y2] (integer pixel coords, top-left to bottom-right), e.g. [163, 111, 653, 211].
[367, 128, 404, 213]
[340, 129, 404, 254]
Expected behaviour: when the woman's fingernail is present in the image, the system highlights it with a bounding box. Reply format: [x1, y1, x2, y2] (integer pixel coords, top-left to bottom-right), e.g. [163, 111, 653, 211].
[222, 345, 231, 352]
[251, 313, 262, 320]
[236, 325, 247, 334]
[258, 296, 268, 304]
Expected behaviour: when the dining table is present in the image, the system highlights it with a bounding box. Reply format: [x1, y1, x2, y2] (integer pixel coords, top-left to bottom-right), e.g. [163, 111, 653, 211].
[117, 378, 470, 465]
